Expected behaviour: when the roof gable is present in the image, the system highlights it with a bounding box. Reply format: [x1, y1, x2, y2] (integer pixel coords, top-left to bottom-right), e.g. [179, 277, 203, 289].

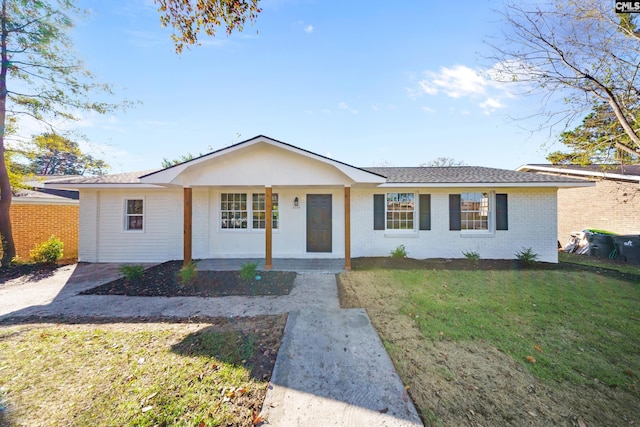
[140, 135, 385, 186]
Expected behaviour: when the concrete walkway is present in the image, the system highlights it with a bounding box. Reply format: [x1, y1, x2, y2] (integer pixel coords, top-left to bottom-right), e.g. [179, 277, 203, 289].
[0, 263, 423, 426]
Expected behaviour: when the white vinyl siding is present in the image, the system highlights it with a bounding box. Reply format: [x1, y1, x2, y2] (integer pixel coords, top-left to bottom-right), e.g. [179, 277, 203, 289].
[79, 189, 183, 262]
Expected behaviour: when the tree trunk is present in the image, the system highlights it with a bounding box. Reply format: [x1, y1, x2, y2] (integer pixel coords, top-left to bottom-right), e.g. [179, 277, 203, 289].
[0, 0, 15, 266]
[0, 139, 14, 265]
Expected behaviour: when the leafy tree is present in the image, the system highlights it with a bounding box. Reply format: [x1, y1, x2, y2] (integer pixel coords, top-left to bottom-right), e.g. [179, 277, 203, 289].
[492, 1, 640, 159]
[155, 0, 261, 53]
[420, 157, 467, 167]
[0, 1, 122, 266]
[27, 132, 109, 175]
[161, 152, 196, 168]
[547, 102, 640, 165]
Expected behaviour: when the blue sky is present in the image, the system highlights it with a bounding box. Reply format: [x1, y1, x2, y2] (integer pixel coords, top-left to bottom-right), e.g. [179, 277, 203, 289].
[38, 0, 562, 173]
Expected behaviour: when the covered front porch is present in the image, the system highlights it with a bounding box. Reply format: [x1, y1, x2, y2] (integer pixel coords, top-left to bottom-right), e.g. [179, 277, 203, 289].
[137, 136, 387, 268]
[195, 258, 346, 273]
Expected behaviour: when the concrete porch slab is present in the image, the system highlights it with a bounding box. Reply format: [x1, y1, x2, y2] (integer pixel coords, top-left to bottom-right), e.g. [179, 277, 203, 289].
[195, 258, 345, 273]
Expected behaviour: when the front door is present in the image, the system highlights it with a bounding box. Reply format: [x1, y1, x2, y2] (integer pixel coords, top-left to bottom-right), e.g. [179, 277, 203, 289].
[306, 194, 332, 252]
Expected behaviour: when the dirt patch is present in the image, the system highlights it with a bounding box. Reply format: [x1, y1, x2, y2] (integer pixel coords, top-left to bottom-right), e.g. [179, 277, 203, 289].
[80, 261, 297, 297]
[338, 268, 640, 427]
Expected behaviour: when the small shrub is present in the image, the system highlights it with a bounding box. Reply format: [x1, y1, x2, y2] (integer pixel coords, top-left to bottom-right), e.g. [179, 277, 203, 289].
[462, 250, 480, 264]
[29, 235, 64, 264]
[178, 261, 198, 285]
[516, 247, 539, 265]
[240, 261, 259, 281]
[390, 244, 408, 258]
[119, 264, 144, 282]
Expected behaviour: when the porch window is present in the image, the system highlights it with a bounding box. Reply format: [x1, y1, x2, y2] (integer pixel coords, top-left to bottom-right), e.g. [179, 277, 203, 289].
[252, 193, 279, 229]
[221, 193, 247, 229]
[125, 199, 144, 231]
[220, 192, 279, 230]
[386, 192, 415, 230]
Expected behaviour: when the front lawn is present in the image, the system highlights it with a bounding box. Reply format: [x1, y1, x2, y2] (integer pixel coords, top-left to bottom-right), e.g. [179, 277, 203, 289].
[0, 315, 286, 426]
[339, 260, 640, 426]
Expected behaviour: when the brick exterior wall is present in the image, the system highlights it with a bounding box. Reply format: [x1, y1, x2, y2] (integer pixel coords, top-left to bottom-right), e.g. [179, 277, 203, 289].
[557, 179, 640, 244]
[10, 201, 79, 261]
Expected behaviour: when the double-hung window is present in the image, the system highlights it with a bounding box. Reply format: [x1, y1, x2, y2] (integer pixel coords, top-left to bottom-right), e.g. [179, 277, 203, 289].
[221, 192, 278, 230]
[252, 193, 279, 229]
[125, 199, 144, 231]
[221, 193, 247, 229]
[460, 192, 489, 231]
[374, 193, 430, 232]
[386, 193, 415, 230]
[449, 192, 508, 232]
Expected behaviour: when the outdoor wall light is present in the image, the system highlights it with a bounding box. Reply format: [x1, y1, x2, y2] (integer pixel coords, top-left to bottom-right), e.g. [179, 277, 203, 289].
[294, 197, 299, 208]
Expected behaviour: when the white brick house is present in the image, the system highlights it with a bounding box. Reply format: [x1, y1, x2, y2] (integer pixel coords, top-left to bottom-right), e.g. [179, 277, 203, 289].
[48, 136, 592, 266]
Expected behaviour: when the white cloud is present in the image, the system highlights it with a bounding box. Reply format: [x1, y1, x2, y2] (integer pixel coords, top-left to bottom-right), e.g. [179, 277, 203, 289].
[416, 64, 517, 115]
[479, 97, 504, 115]
[423, 65, 487, 98]
[421, 106, 435, 113]
[371, 103, 396, 111]
[338, 101, 358, 114]
[304, 25, 314, 33]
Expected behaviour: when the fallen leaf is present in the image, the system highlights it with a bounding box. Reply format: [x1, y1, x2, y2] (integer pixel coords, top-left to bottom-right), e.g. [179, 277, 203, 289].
[141, 406, 153, 413]
[534, 345, 543, 352]
[527, 411, 537, 417]
[526, 355, 536, 364]
[252, 410, 264, 425]
[578, 417, 587, 427]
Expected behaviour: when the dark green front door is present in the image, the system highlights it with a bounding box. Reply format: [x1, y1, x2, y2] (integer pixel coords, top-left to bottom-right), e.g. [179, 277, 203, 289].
[306, 194, 332, 253]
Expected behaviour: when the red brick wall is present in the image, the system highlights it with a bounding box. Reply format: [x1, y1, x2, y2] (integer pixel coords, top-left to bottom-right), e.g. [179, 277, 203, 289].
[9, 202, 79, 261]
[557, 179, 640, 244]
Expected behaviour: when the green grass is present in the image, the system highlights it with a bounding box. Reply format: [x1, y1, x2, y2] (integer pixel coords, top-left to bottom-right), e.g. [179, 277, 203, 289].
[383, 268, 639, 389]
[0, 323, 271, 426]
[559, 251, 640, 275]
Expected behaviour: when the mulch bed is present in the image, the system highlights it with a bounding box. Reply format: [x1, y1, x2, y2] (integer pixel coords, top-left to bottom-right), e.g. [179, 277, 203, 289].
[0, 262, 72, 284]
[80, 261, 297, 297]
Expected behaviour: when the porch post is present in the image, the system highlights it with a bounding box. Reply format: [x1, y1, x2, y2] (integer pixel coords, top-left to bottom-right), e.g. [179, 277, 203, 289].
[344, 186, 352, 270]
[183, 187, 192, 266]
[265, 186, 273, 270]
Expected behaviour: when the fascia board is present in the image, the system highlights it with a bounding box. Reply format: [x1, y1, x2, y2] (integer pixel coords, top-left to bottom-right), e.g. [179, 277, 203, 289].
[376, 182, 595, 188]
[517, 165, 640, 183]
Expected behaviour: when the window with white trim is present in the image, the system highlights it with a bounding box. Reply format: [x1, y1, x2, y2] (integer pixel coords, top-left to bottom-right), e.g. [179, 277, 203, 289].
[460, 192, 489, 231]
[220, 192, 279, 230]
[221, 193, 248, 229]
[125, 199, 144, 231]
[386, 192, 415, 230]
[252, 193, 279, 229]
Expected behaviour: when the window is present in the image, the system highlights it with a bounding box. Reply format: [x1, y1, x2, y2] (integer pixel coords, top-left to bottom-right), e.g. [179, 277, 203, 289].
[252, 193, 279, 229]
[221, 192, 279, 230]
[221, 193, 247, 229]
[460, 192, 489, 231]
[386, 193, 415, 230]
[125, 199, 144, 231]
[449, 193, 508, 232]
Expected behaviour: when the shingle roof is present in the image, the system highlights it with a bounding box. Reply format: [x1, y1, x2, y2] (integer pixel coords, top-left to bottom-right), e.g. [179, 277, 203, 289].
[45, 170, 160, 185]
[49, 166, 589, 186]
[362, 166, 588, 184]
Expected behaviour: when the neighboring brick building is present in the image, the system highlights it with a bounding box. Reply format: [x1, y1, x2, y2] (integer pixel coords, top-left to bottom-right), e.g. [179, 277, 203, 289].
[10, 190, 79, 261]
[517, 164, 640, 244]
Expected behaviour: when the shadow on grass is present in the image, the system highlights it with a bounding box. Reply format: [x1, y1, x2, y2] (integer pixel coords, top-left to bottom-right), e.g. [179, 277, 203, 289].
[170, 321, 284, 381]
